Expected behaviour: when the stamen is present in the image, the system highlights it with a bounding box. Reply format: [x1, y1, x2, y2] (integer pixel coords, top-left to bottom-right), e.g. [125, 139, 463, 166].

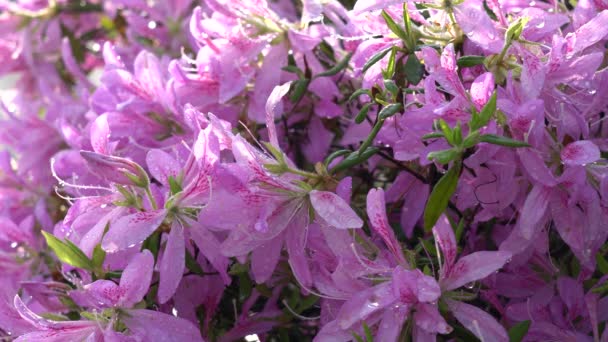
[281, 299, 320, 320]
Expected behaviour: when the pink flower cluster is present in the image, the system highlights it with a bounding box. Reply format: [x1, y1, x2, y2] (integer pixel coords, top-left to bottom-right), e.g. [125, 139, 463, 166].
[1, 0, 607, 341]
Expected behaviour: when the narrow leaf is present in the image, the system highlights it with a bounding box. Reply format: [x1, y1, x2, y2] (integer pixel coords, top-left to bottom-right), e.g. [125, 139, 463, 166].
[362, 47, 392, 74]
[315, 53, 353, 78]
[378, 103, 403, 120]
[355, 103, 373, 124]
[42, 231, 93, 270]
[424, 163, 461, 231]
[457, 55, 485, 68]
[479, 134, 530, 148]
[508, 320, 531, 342]
[331, 147, 380, 174]
[381, 10, 408, 41]
[349, 89, 372, 102]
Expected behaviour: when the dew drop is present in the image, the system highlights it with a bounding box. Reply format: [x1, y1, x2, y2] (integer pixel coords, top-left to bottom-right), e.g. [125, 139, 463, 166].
[535, 21, 545, 29]
[100, 204, 108, 209]
[147, 21, 158, 30]
[464, 282, 475, 289]
[10, 242, 18, 249]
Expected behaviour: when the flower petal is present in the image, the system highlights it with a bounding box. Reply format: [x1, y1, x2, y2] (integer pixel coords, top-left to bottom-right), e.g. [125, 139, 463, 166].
[119, 250, 155, 307]
[366, 188, 405, 264]
[102, 210, 166, 253]
[442, 251, 511, 291]
[561, 140, 600, 166]
[122, 309, 204, 342]
[432, 214, 457, 276]
[446, 299, 508, 342]
[310, 190, 363, 229]
[158, 223, 185, 304]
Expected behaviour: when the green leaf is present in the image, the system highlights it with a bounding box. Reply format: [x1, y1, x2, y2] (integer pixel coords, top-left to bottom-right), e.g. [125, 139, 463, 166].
[42, 231, 93, 270]
[168, 175, 183, 195]
[457, 55, 486, 68]
[331, 147, 380, 174]
[418, 238, 437, 256]
[349, 89, 372, 102]
[290, 79, 310, 103]
[383, 80, 399, 97]
[362, 47, 392, 74]
[92, 243, 106, 269]
[422, 132, 445, 140]
[404, 53, 424, 85]
[480, 91, 497, 123]
[597, 253, 608, 274]
[355, 103, 373, 124]
[315, 53, 352, 78]
[508, 320, 531, 342]
[378, 103, 403, 120]
[363, 322, 374, 342]
[455, 218, 465, 243]
[483, 0, 498, 21]
[427, 148, 460, 164]
[438, 119, 455, 146]
[324, 149, 351, 166]
[462, 130, 481, 149]
[470, 91, 497, 131]
[382, 46, 397, 79]
[479, 134, 530, 148]
[352, 332, 365, 342]
[424, 162, 461, 231]
[381, 10, 408, 42]
[452, 121, 463, 146]
[141, 231, 161, 261]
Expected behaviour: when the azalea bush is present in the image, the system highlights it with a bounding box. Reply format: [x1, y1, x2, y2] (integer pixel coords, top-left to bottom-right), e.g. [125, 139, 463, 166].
[0, 0, 607, 341]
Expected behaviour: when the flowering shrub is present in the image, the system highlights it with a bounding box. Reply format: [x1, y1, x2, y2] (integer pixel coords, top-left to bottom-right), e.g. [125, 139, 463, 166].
[0, 0, 607, 340]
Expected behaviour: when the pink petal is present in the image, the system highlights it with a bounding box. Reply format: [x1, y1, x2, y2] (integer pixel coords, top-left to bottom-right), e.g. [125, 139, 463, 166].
[310, 190, 363, 229]
[566, 10, 608, 55]
[146, 149, 181, 186]
[250, 44, 288, 123]
[119, 250, 155, 307]
[561, 140, 600, 166]
[454, 2, 503, 53]
[352, 0, 403, 14]
[251, 232, 284, 284]
[335, 282, 395, 329]
[366, 188, 406, 264]
[158, 223, 185, 304]
[122, 309, 204, 342]
[442, 251, 511, 291]
[470, 72, 494, 110]
[414, 303, 452, 334]
[446, 299, 509, 342]
[392, 268, 441, 304]
[518, 184, 551, 240]
[376, 306, 408, 341]
[90, 114, 110, 155]
[265, 82, 292, 150]
[285, 208, 312, 287]
[102, 209, 167, 253]
[189, 225, 231, 284]
[432, 214, 457, 276]
[517, 149, 557, 187]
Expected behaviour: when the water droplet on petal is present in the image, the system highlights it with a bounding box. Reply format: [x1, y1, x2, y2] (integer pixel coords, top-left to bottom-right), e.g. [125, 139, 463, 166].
[148, 21, 158, 30]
